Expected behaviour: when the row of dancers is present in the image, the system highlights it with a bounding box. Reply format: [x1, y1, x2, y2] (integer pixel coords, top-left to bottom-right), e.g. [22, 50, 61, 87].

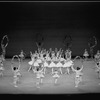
[28, 48, 72, 72]
[0, 48, 100, 88]
[0, 35, 99, 88]
[11, 49, 100, 87]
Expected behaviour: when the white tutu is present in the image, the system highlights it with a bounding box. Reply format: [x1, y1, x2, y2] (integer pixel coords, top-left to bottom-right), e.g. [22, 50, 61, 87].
[48, 61, 56, 68]
[19, 54, 24, 58]
[34, 61, 39, 66]
[28, 60, 33, 65]
[37, 73, 44, 78]
[63, 60, 73, 68]
[83, 53, 89, 57]
[44, 61, 48, 67]
[37, 59, 42, 63]
[53, 73, 60, 78]
[56, 62, 62, 67]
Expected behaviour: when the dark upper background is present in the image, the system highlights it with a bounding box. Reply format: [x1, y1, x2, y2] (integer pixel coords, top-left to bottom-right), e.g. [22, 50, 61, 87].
[0, 2, 100, 57]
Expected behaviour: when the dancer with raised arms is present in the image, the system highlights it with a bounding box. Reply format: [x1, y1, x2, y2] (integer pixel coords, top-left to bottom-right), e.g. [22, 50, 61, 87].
[1, 35, 9, 61]
[72, 56, 84, 87]
[11, 55, 21, 87]
[32, 63, 44, 88]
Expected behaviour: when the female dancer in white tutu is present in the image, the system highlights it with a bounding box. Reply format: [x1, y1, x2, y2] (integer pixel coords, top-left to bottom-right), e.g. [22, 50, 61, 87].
[48, 50, 56, 74]
[28, 52, 35, 72]
[19, 50, 26, 61]
[63, 49, 73, 74]
[63, 59, 74, 75]
[83, 49, 89, 61]
[42, 50, 50, 74]
[28, 51, 39, 72]
[56, 59, 63, 74]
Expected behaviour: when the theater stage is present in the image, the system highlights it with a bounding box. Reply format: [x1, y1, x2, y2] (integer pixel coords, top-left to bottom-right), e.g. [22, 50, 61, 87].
[0, 59, 100, 94]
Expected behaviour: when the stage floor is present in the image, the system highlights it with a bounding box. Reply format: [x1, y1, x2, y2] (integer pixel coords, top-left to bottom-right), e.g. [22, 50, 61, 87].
[0, 59, 100, 94]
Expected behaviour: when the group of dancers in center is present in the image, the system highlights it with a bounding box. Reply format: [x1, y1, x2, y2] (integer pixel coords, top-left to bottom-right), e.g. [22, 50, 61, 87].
[0, 45, 100, 88]
[27, 48, 85, 88]
[0, 35, 100, 88]
[1, 46, 100, 88]
[27, 48, 100, 87]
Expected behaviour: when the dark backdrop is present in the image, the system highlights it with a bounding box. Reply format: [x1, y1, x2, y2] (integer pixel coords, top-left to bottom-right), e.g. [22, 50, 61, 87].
[0, 2, 100, 58]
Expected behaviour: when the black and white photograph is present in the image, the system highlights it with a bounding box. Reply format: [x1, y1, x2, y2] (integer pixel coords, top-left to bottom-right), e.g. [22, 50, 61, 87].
[0, 1, 100, 96]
